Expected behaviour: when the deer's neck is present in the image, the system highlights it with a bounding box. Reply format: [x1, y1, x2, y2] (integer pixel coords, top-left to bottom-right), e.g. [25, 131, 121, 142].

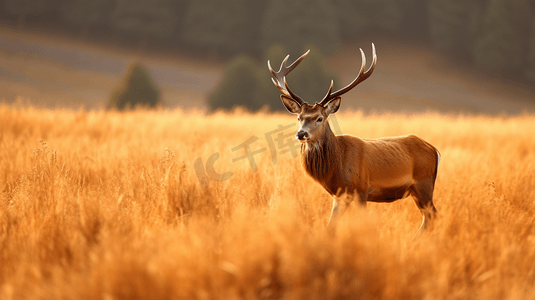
[301, 125, 339, 185]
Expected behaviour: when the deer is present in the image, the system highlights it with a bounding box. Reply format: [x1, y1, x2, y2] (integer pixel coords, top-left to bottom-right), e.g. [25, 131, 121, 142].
[267, 44, 440, 235]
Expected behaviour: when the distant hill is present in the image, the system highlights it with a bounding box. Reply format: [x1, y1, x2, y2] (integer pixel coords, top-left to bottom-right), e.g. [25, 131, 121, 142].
[1, 27, 534, 114]
[328, 40, 535, 115]
[0, 27, 222, 110]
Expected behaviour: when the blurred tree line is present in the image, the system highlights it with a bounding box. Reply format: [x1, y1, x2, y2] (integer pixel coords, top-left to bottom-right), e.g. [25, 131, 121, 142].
[2, 0, 535, 108]
[1, 0, 425, 56]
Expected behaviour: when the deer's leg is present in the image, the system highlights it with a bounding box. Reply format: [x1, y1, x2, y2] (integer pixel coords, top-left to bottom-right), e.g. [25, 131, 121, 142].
[326, 192, 367, 229]
[410, 178, 437, 236]
[356, 191, 368, 207]
[326, 198, 349, 229]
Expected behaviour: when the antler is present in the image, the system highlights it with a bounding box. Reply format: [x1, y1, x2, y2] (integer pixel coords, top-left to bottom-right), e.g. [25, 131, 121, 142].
[267, 50, 310, 105]
[318, 43, 377, 106]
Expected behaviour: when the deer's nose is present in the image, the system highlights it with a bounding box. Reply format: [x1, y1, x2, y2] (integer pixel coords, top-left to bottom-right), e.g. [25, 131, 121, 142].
[296, 131, 310, 141]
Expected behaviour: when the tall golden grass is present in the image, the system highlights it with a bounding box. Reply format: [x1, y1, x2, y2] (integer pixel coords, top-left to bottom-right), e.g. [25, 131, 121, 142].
[1, 103, 534, 299]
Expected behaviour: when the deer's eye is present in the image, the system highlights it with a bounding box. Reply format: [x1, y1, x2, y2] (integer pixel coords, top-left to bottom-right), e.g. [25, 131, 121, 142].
[297, 116, 301, 121]
[317, 117, 323, 123]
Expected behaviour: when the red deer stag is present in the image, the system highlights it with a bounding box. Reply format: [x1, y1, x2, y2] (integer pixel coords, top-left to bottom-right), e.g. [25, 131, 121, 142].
[268, 44, 440, 235]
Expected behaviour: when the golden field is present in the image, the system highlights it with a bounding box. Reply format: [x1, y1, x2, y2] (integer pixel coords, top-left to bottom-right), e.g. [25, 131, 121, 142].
[1, 103, 535, 299]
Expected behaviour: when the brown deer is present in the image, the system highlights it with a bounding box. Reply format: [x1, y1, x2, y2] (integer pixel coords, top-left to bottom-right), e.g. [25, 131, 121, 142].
[268, 44, 440, 235]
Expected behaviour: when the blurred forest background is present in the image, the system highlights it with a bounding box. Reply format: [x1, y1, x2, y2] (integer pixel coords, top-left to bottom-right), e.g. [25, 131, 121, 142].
[0, 0, 535, 113]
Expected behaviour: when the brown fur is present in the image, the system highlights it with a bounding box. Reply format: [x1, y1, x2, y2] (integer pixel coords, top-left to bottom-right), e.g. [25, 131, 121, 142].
[301, 125, 340, 194]
[274, 48, 439, 233]
[295, 103, 440, 232]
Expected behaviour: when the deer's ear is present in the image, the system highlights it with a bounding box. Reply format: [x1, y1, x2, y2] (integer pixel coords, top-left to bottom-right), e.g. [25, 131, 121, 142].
[280, 95, 302, 114]
[324, 97, 341, 115]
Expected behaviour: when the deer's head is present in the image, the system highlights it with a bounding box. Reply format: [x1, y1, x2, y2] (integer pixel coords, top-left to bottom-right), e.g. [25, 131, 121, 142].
[268, 44, 377, 144]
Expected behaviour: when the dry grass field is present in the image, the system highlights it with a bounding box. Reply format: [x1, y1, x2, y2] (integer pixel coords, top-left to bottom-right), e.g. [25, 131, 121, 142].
[1, 103, 535, 299]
